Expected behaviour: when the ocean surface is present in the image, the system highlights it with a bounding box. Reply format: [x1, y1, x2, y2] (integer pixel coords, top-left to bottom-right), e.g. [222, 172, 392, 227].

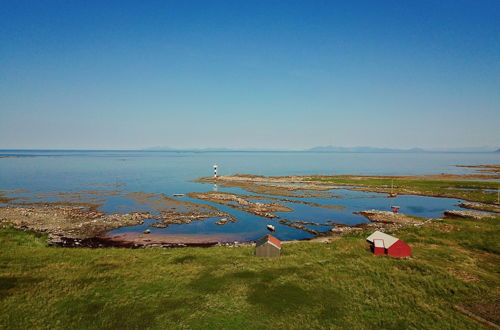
[1, 150, 499, 242]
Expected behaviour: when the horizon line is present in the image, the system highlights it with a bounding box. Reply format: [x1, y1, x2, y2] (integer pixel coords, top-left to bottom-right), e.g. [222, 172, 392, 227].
[0, 148, 498, 153]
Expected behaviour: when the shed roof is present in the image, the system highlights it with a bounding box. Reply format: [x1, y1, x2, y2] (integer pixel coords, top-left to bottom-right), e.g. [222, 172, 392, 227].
[256, 235, 281, 249]
[366, 231, 399, 248]
[373, 239, 385, 248]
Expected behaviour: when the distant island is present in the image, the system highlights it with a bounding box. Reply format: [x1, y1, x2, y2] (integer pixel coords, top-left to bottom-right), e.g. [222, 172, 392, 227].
[307, 146, 426, 153]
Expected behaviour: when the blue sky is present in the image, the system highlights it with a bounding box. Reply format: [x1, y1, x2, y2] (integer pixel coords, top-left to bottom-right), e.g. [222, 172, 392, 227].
[1, 0, 499, 150]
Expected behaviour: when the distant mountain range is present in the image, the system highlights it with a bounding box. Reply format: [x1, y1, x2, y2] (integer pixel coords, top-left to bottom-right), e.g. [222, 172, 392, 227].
[143, 146, 279, 152]
[306, 146, 499, 153]
[307, 146, 426, 153]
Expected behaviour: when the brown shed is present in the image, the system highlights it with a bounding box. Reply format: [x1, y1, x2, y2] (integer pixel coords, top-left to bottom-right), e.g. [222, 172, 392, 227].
[255, 235, 281, 258]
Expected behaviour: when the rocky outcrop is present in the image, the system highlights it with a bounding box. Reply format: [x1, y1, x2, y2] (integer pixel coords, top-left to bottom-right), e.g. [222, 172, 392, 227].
[330, 223, 363, 234]
[458, 203, 500, 213]
[189, 192, 292, 218]
[0, 206, 151, 244]
[278, 219, 320, 235]
[159, 210, 233, 224]
[354, 210, 422, 224]
[444, 210, 495, 219]
[215, 218, 228, 225]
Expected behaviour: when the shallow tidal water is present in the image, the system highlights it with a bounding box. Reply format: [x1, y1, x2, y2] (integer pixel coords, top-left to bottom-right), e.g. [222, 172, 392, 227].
[1, 150, 499, 242]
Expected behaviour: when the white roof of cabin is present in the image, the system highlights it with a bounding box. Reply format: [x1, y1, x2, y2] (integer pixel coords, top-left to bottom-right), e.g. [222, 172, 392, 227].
[373, 239, 385, 248]
[366, 231, 399, 248]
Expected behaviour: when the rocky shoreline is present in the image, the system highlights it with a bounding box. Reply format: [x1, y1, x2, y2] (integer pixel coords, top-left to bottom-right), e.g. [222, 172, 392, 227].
[1, 167, 498, 248]
[1, 204, 496, 248]
[444, 210, 496, 219]
[0, 189, 237, 247]
[199, 172, 500, 204]
[0, 206, 151, 246]
[188, 192, 292, 218]
[353, 210, 424, 225]
[458, 202, 500, 213]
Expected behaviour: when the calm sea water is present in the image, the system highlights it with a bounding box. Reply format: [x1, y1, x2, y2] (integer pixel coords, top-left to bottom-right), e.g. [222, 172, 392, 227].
[1, 150, 499, 241]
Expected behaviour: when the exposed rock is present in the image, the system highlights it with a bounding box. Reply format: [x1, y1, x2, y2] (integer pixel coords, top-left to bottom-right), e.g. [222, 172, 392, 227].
[158, 210, 234, 225]
[444, 210, 495, 219]
[284, 220, 328, 226]
[458, 202, 500, 213]
[278, 219, 320, 235]
[0, 206, 152, 244]
[144, 229, 151, 234]
[215, 218, 228, 225]
[151, 222, 169, 228]
[331, 225, 363, 234]
[455, 164, 500, 174]
[354, 210, 422, 224]
[189, 192, 292, 218]
[196, 175, 340, 198]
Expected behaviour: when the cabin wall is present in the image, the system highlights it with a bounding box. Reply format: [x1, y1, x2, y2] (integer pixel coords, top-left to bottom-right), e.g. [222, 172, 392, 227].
[255, 244, 280, 258]
[373, 246, 385, 256]
[387, 240, 411, 257]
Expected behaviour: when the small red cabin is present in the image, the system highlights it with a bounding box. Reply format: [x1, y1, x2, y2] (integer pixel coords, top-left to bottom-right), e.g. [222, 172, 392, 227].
[366, 231, 411, 258]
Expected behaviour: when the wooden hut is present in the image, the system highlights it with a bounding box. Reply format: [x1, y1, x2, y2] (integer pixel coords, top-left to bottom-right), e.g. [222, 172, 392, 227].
[366, 231, 411, 258]
[255, 235, 281, 258]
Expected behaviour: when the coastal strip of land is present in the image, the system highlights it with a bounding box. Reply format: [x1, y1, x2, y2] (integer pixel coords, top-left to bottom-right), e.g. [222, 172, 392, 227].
[1, 165, 499, 247]
[198, 171, 500, 204]
[0, 190, 233, 247]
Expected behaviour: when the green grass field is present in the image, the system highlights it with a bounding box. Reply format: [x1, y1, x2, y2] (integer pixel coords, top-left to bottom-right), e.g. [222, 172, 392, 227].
[1, 214, 499, 329]
[309, 176, 500, 204]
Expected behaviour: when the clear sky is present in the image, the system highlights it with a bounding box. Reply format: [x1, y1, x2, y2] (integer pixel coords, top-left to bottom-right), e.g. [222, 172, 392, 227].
[1, 0, 499, 150]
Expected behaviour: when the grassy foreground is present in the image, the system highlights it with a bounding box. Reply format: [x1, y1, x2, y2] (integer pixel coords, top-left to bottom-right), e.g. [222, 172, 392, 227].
[1, 216, 499, 329]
